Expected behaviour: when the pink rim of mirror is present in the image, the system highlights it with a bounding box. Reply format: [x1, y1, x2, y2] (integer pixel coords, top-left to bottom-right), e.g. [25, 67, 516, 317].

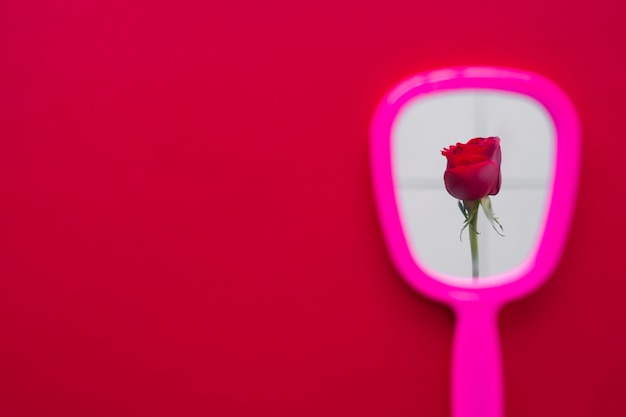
[370, 66, 580, 305]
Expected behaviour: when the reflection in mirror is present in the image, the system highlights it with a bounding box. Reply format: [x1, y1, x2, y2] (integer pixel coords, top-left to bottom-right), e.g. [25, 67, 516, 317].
[392, 90, 554, 287]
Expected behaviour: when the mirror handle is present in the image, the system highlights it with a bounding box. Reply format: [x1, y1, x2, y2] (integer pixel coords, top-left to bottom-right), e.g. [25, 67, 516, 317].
[451, 301, 503, 417]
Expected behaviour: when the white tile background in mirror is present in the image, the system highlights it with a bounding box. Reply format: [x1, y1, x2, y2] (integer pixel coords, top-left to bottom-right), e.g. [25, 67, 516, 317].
[392, 90, 555, 285]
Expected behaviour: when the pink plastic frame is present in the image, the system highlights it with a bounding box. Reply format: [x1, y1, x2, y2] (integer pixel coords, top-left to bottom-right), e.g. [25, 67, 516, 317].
[370, 67, 580, 417]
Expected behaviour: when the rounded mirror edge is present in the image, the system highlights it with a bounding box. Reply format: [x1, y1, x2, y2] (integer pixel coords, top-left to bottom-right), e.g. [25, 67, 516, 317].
[515, 71, 581, 299]
[371, 66, 581, 303]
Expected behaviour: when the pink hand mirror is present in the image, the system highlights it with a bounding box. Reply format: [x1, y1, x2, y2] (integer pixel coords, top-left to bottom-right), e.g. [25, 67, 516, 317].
[370, 67, 580, 417]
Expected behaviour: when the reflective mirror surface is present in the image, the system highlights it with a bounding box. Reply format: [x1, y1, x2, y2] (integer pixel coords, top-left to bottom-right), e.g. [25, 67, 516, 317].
[393, 89, 554, 287]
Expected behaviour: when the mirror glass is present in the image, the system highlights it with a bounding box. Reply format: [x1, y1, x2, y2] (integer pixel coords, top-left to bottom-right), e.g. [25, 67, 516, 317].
[392, 89, 555, 288]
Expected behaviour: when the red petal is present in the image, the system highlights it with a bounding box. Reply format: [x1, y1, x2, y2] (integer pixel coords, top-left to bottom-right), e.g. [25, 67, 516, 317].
[443, 161, 500, 200]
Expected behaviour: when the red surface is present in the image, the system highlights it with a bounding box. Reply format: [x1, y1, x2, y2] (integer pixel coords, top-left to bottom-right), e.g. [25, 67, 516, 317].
[1, 1, 625, 416]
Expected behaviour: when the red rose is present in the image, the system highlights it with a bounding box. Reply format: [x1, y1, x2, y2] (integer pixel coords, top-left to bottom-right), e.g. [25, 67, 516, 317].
[441, 137, 502, 201]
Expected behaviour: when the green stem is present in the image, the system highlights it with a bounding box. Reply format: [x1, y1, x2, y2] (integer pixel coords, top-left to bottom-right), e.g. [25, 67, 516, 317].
[465, 200, 480, 281]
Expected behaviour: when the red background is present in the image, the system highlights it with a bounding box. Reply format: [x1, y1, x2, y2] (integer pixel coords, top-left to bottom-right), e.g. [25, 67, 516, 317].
[1, 1, 625, 416]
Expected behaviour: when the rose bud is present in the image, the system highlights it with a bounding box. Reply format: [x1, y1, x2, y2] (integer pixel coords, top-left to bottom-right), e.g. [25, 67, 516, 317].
[441, 137, 502, 201]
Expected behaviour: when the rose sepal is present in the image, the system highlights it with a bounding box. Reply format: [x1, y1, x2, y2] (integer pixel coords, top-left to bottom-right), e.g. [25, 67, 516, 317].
[458, 200, 480, 241]
[479, 196, 504, 236]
